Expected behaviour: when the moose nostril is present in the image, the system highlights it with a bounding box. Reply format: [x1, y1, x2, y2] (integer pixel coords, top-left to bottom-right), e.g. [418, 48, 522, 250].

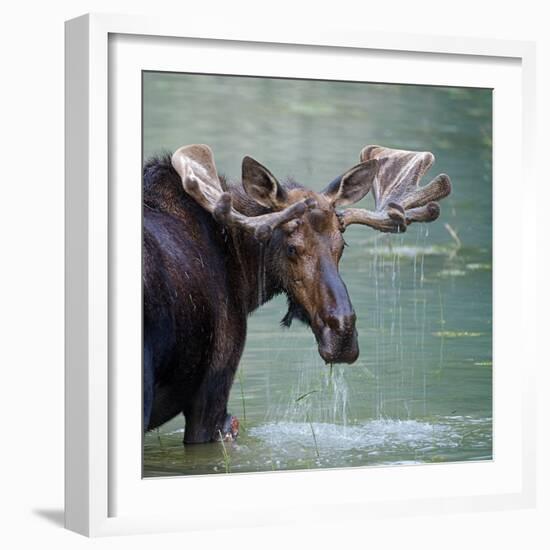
[323, 313, 356, 332]
[325, 316, 341, 330]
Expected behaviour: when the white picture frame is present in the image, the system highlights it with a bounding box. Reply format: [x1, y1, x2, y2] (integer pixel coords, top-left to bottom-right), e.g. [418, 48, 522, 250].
[65, 12, 537, 537]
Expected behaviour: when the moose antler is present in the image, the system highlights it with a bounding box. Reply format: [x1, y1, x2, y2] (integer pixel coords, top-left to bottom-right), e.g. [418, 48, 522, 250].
[340, 145, 452, 233]
[172, 145, 312, 241]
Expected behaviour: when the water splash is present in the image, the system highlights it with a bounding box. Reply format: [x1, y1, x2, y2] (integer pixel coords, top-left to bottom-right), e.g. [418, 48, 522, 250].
[249, 416, 492, 457]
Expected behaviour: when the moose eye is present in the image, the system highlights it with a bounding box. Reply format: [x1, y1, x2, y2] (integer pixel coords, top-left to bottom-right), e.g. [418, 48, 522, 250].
[287, 244, 298, 257]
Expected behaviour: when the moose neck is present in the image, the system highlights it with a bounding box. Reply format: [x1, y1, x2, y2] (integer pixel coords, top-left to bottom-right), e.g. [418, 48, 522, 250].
[226, 186, 282, 314]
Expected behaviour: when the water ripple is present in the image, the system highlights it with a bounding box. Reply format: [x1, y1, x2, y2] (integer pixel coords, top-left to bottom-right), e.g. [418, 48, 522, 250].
[249, 416, 491, 455]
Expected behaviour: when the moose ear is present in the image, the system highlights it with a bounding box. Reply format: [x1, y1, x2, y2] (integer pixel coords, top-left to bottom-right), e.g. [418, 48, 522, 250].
[242, 156, 288, 209]
[322, 159, 379, 207]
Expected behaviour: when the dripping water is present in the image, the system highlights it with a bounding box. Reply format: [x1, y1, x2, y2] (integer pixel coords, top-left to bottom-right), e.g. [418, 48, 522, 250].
[413, 225, 421, 347]
[257, 242, 266, 306]
[420, 224, 429, 288]
[421, 224, 429, 415]
[373, 235, 381, 418]
[262, 217, 437, 452]
[379, 240, 386, 418]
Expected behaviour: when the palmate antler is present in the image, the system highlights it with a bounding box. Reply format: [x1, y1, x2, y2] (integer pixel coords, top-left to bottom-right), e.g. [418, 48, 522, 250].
[340, 145, 452, 233]
[172, 145, 313, 241]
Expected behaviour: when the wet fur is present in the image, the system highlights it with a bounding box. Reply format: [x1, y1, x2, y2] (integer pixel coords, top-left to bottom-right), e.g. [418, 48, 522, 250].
[143, 155, 300, 441]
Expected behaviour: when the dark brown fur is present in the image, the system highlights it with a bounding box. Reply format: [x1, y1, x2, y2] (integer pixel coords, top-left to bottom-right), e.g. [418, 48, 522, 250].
[144, 155, 359, 443]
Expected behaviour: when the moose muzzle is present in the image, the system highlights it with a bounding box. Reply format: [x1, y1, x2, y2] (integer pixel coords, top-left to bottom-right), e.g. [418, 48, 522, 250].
[313, 260, 359, 364]
[316, 310, 359, 364]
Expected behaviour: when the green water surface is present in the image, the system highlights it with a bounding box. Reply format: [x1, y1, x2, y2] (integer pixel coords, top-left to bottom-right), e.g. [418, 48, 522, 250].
[142, 73, 492, 476]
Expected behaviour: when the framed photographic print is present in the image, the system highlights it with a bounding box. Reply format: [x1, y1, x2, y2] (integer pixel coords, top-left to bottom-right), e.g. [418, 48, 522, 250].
[65, 13, 536, 536]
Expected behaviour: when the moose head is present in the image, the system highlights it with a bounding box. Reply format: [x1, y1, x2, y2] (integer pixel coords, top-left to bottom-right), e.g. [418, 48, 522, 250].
[172, 144, 451, 365]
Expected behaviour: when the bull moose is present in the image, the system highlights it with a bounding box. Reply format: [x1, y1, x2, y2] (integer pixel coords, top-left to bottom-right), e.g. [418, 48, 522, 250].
[143, 144, 451, 443]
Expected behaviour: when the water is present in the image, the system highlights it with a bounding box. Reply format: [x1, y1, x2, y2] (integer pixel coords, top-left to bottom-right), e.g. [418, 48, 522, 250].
[142, 73, 492, 476]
